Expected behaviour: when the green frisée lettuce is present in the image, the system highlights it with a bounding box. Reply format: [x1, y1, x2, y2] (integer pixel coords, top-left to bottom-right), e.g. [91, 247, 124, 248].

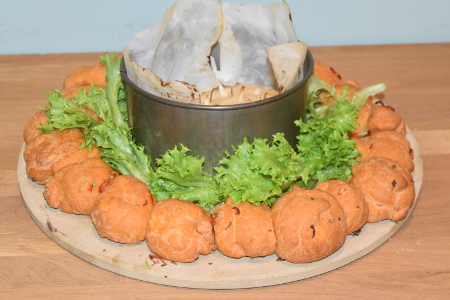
[149, 133, 303, 208]
[295, 98, 360, 189]
[39, 53, 383, 211]
[294, 74, 386, 188]
[214, 133, 302, 206]
[150, 145, 221, 212]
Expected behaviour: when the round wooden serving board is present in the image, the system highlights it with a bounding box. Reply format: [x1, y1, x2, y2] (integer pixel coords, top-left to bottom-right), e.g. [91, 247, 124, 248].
[17, 129, 423, 289]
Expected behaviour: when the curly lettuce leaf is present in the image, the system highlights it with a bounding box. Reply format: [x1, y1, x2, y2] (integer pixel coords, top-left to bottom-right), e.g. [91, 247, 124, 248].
[295, 98, 360, 188]
[214, 133, 302, 206]
[150, 145, 221, 212]
[38, 88, 101, 149]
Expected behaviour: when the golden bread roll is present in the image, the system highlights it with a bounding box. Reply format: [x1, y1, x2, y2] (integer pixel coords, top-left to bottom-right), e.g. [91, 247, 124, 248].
[23, 128, 101, 185]
[145, 198, 216, 263]
[44, 158, 114, 215]
[356, 130, 414, 172]
[23, 110, 47, 144]
[349, 157, 415, 223]
[313, 60, 342, 85]
[213, 198, 276, 258]
[355, 98, 406, 137]
[315, 180, 369, 235]
[91, 175, 155, 244]
[63, 64, 107, 89]
[271, 186, 347, 263]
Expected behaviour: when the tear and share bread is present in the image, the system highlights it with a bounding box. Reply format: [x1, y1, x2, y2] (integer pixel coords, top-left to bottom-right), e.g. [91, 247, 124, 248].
[356, 130, 414, 172]
[23, 110, 48, 144]
[213, 198, 276, 258]
[23, 128, 101, 185]
[91, 175, 155, 244]
[355, 98, 406, 137]
[349, 157, 415, 223]
[43, 158, 114, 215]
[145, 198, 216, 263]
[271, 186, 347, 263]
[315, 180, 369, 235]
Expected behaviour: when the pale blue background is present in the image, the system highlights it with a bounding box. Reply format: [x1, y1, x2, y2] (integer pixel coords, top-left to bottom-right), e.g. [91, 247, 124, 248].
[1, 0, 449, 54]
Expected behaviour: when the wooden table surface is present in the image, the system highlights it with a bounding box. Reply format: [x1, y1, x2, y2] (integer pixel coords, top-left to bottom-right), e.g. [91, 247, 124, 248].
[1, 43, 449, 299]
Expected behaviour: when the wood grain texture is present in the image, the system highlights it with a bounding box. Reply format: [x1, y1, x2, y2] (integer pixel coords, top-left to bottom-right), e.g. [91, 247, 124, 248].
[1, 44, 449, 299]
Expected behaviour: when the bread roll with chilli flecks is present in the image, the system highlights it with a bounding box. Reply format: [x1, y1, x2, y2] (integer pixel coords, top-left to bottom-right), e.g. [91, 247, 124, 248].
[355, 130, 414, 172]
[44, 158, 114, 215]
[315, 180, 369, 235]
[214, 198, 276, 258]
[91, 175, 155, 244]
[271, 186, 347, 263]
[349, 157, 415, 223]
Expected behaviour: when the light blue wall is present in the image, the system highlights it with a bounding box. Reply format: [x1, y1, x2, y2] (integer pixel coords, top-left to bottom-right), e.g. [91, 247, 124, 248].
[2, 0, 449, 54]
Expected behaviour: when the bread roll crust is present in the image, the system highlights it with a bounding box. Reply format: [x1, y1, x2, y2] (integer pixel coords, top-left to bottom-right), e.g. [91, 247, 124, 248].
[349, 157, 415, 223]
[23, 110, 47, 144]
[91, 175, 155, 244]
[146, 198, 216, 263]
[356, 130, 414, 172]
[271, 186, 347, 263]
[315, 180, 368, 235]
[214, 198, 276, 258]
[355, 99, 406, 137]
[44, 158, 113, 215]
[23, 129, 101, 184]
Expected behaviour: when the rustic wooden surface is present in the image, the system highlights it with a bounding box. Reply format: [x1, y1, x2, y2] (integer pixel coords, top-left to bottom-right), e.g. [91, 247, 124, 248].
[1, 43, 449, 299]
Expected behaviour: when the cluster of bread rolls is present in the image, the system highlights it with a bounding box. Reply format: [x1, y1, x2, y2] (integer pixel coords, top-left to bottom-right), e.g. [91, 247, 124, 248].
[22, 61, 415, 264]
[314, 60, 416, 220]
